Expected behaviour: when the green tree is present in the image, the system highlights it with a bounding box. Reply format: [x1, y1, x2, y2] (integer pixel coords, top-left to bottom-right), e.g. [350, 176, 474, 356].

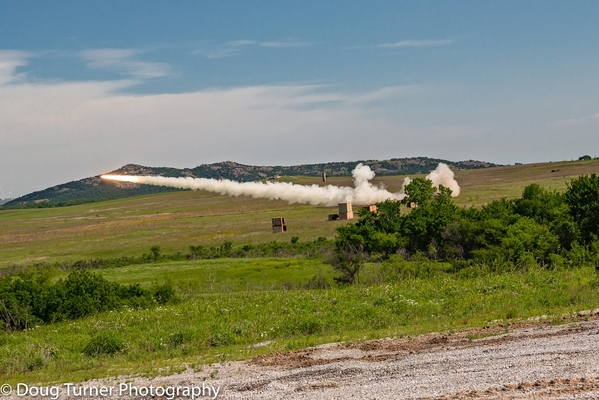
[402, 177, 435, 206]
[515, 184, 578, 250]
[329, 245, 365, 285]
[500, 217, 560, 266]
[565, 174, 599, 243]
[401, 185, 458, 256]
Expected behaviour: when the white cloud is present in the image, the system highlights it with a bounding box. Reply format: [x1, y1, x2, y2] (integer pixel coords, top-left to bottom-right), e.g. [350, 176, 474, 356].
[193, 39, 310, 58]
[0, 50, 32, 85]
[227, 40, 256, 46]
[347, 85, 432, 104]
[191, 42, 246, 59]
[378, 39, 455, 48]
[81, 48, 171, 79]
[0, 77, 438, 195]
[260, 40, 310, 48]
[554, 112, 599, 126]
[1, 59, 593, 197]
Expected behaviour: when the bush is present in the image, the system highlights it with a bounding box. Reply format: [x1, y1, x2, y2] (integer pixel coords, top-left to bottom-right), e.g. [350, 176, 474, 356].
[304, 270, 331, 289]
[54, 270, 121, 320]
[332, 175, 599, 272]
[152, 283, 180, 305]
[207, 326, 234, 347]
[329, 246, 366, 285]
[26, 356, 44, 371]
[0, 271, 155, 331]
[168, 330, 193, 348]
[83, 331, 125, 356]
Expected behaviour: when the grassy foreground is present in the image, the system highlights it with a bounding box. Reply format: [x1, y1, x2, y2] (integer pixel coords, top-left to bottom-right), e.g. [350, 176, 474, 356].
[2, 260, 598, 385]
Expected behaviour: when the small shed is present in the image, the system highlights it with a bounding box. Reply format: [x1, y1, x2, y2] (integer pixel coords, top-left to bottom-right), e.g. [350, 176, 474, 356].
[364, 205, 377, 213]
[272, 217, 287, 233]
[338, 202, 353, 220]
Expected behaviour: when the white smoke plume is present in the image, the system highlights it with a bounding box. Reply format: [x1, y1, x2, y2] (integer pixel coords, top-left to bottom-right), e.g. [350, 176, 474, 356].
[101, 163, 459, 206]
[425, 163, 461, 196]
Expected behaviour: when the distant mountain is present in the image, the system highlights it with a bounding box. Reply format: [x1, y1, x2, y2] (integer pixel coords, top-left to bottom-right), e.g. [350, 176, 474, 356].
[2, 157, 499, 208]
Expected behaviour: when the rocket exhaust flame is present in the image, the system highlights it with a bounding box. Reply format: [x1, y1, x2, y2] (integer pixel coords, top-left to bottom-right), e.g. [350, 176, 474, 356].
[99, 175, 141, 183]
[101, 163, 459, 206]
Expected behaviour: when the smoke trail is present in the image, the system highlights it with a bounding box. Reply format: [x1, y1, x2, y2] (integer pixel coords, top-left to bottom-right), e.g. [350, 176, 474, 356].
[101, 163, 460, 206]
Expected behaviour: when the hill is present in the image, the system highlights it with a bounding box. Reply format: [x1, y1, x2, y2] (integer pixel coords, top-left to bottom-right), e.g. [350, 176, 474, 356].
[2, 157, 498, 208]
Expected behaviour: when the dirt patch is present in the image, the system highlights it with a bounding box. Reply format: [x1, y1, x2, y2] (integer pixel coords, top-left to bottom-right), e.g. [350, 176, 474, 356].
[251, 315, 598, 370]
[11, 314, 599, 400]
[427, 376, 599, 399]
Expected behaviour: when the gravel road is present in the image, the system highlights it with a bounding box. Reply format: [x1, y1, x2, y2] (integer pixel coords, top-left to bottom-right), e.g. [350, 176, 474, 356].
[217, 315, 599, 399]
[7, 313, 599, 399]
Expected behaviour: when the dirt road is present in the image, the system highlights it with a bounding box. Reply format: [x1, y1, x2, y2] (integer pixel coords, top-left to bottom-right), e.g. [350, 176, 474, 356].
[216, 315, 599, 399]
[9, 313, 599, 399]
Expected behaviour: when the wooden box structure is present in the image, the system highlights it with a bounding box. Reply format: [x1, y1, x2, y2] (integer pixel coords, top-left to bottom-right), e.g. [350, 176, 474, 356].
[272, 217, 287, 233]
[338, 202, 353, 220]
[364, 204, 377, 213]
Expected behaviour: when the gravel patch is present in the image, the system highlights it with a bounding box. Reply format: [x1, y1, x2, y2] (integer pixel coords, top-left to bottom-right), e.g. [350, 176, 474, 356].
[6, 317, 599, 399]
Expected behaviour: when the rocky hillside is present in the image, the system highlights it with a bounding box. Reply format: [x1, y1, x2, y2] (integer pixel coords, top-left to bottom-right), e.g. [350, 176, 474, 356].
[3, 157, 498, 208]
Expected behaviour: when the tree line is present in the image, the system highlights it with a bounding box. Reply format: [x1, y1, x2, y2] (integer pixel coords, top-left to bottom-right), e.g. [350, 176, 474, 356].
[333, 174, 599, 282]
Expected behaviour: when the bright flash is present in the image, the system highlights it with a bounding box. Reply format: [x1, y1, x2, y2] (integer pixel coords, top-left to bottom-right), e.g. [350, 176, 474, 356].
[101, 175, 141, 183]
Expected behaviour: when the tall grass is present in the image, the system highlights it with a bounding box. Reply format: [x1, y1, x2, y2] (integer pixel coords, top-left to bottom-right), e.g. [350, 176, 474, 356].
[2, 263, 598, 385]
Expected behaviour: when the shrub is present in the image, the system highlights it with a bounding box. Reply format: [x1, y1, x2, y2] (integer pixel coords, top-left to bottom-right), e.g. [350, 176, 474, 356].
[0, 271, 155, 331]
[304, 270, 331, 289]
[152, 283, 180, 305]
[168, 331, 193, 348]
[54, 270, 121, 320]
[83, 331, 125, 356]
[207, 326, 234, 347]
[26, 356, 44, 371]
[329, 245, 365, 285]
[150, 245, 162, 261]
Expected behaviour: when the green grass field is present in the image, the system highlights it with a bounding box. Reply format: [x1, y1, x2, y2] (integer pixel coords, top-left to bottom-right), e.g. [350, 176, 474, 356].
[2, 159, 598, 269]
[2, 159, 599, 385]
[2, 263, 598, 384]
[0, 191, 341, 268]
[54, 258, 335, 293]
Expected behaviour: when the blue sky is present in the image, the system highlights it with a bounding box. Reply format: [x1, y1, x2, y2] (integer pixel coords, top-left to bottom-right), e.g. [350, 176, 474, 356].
[1, 1, 599, 197]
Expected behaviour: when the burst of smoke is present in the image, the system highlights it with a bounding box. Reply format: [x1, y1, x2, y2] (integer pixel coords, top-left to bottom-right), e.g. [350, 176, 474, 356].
[425, 163, 461, 197]
[101, 163, 460, 206]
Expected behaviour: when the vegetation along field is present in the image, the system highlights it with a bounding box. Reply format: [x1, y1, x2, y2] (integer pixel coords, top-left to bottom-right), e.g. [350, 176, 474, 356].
[1, 158, 599, 385]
